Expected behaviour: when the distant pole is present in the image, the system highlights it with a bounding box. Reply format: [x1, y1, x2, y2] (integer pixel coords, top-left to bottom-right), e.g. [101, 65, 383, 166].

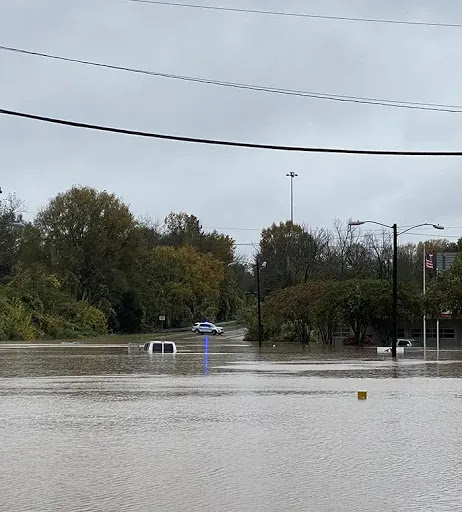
[423, 244, 427, 352]
[392, 223, 398, 358]
[436, 318, 440, 357]
[286, 172, 298, 224]
[256, 258, 262, 348]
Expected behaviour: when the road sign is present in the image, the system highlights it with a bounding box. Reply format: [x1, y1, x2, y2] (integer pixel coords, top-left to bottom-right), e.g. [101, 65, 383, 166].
[159, 315, 166, 321]
[436, 252, 458, 272]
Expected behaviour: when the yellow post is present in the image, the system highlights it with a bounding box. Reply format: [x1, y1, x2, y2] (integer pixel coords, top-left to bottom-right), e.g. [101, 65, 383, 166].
[357, 390, 367, 400]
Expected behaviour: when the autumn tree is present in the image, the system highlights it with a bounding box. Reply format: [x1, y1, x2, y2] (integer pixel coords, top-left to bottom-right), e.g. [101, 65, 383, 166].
[33, 186, 138, 306]
[129, 245, 225, 329]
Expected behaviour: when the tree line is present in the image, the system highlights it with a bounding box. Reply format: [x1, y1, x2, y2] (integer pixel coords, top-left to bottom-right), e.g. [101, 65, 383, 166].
[1, 187, 461, 343]
[242, 221, 462, 345]
[0, 187, 245, 340]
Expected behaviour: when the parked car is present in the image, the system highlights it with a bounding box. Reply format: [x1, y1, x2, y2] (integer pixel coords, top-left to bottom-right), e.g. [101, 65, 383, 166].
[396, 338, 423, 348]
[192, 322, 224, 335]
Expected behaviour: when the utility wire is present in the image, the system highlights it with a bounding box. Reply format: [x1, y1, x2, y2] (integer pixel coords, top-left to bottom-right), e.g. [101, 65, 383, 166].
[203, 226, 262, 231]
[231, 231, 458, 248]
[127, 0, 462, 29]
[2, 45, 462, 113]
[4, 107, 462, 156]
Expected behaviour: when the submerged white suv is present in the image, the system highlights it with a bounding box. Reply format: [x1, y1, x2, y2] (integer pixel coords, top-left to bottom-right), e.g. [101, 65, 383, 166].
[192, 322, 224, 335]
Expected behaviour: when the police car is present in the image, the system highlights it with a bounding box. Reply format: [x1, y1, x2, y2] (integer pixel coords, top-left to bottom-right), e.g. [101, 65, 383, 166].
[192, 322, 224, 335]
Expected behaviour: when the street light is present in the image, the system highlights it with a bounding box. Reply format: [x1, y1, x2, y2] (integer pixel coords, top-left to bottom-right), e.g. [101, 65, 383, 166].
[286, 172, 298, 224]
[348, 220, 444, 357]
[228, 258, 266, 348]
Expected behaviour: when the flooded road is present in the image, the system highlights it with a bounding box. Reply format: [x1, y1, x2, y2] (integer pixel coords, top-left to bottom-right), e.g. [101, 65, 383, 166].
[1, 329, 461, 511]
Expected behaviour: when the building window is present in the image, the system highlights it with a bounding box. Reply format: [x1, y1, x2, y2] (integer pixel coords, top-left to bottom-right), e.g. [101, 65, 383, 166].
[423, 328, 454, 339]
[411, 328, 423, 339]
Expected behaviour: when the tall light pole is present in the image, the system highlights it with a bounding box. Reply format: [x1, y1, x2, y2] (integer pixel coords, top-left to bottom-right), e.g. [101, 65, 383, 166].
[349, 220, 444, 358]
[286, 172, 298, 224]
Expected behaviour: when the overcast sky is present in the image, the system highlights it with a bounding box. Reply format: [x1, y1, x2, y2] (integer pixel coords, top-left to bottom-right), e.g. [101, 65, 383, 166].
[2, 0, 462, 254]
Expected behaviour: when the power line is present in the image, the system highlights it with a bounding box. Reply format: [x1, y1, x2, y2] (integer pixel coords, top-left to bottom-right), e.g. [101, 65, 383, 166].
[4, 107, 462, 156]
[127, 0, 462, 29]
[2, 45, 462, 113]
[233, 232, 458, 248]
[407, 232, 460, 239]
[203, 226, 262, 231]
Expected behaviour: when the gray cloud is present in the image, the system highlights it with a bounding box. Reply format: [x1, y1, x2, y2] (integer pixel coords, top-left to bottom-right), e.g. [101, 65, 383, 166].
[2, 0, 462, 252]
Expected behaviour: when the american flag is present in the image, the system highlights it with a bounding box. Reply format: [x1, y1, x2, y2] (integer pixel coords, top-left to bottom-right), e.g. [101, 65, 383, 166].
[425, 252, 434, 270]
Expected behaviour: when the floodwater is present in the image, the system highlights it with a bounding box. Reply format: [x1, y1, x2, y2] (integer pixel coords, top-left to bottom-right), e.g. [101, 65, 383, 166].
[1, 328, 461, 511]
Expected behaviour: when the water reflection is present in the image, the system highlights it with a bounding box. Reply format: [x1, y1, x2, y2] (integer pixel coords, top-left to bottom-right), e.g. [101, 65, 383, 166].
[204, 336, 209, 375]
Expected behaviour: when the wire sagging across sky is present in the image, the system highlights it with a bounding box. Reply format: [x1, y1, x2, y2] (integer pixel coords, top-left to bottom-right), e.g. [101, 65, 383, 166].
[3, 107, 462, 156]
[2, 45, 462, 113]
[127, 0, 462, 29]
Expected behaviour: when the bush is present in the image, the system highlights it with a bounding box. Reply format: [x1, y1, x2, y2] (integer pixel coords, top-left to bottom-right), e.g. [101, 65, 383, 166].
[0, 296, 39, 341]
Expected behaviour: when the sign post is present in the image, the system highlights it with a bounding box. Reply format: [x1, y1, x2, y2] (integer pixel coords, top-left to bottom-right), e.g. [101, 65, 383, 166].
[159, 315, 166, 331]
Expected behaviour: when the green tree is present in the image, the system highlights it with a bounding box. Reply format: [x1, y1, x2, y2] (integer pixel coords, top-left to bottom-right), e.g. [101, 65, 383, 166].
[129, 245, 225, 329]
[34, 186, 138, 305]
[0, 193, 25, 282]
[263, 281, 327, 343]
[337, 280, 373, 346]
[161, 212, 235, 264]
[425, 254, 462, 318]
[259, 222, 329, 292]
[312, 281, 342, 346]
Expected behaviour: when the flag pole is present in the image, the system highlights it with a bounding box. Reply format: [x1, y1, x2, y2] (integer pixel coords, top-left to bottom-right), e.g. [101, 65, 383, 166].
[436, 317, 440, 357]
[423, 243, 426, 352]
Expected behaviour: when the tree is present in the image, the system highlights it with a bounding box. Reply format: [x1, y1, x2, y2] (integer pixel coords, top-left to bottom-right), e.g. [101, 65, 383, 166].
[336, 279, 421, 346]
[425, 254, 462, 319]
[162, 212, 202, 247]
[259, 221, 330, 292]
[34, 186, 138, 305]
[263, 281, 327, 343]
[129, 245, 225, 329]
[0, 193, 25, 282]
[312, 281, 342, 346]
[338, 280, 373, 346]
[3, 263, 107, 340]
[160, 212, 235, 264]
[115, 290, 144, 333]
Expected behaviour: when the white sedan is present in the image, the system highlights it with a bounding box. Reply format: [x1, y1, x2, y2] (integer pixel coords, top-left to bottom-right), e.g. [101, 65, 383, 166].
[192, 322, 224, 335]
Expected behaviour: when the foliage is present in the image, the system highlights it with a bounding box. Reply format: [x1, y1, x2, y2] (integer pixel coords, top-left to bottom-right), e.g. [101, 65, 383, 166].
[0, 193, 25, 283]
[243, 278, 423, 346]
[312, 281, 342, 346]
[425, 254, 462, 318]
[259, 222, 330, 292]
[0, 264, 108, 340]
[33, 186, 137, 305]
[2, 186, 460, 343]
[159, 212, 235, 264]
[258, 281, 329, 343]
[0, 294, 38, 341]
[336, 280, 375, 347]
[127, 244, 225, 329]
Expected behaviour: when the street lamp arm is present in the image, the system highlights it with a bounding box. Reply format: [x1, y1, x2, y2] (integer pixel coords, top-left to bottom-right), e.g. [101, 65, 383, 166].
[348, 220, 393, 229]
[348, 217, 443, 359]
[398, 223, 444, 236]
